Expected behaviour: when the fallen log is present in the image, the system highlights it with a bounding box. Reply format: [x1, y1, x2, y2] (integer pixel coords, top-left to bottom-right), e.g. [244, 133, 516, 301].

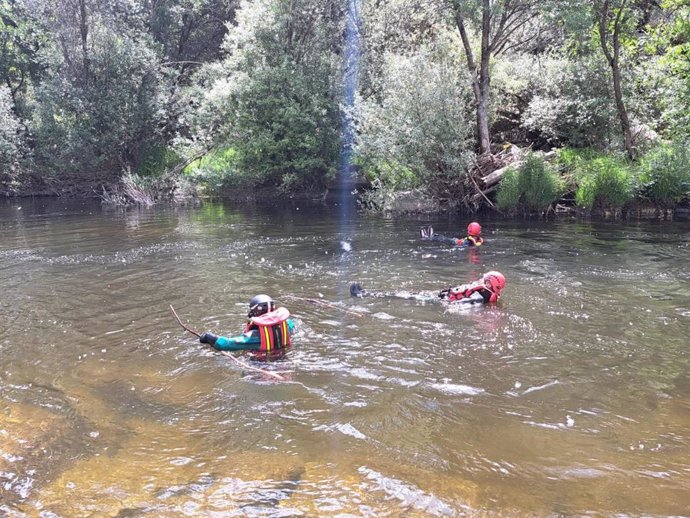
[480, 161, 522, 188]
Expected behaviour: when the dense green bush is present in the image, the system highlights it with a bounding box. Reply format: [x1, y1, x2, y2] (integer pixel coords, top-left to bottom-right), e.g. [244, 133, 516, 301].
[495, 167, 522, 210]
[0, 86, 23, 178]
[354, 39, 476, 206]
[354, 161, 419, 212]
[137, 147, 182, 178]
[554, 147, 605, 171]
[495, 54, 619, 149]
[183, 147, 244, 195]
[637, 142, 690, 209]
[496, 154, 562, 214]
[574, 155, 634, 212]
[31, 24, 165, 175]
[177, 0, 341, 196]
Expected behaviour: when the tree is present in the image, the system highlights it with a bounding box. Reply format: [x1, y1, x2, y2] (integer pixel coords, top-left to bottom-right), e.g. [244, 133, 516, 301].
[181, 0, 342, 193]
[0, 0, 49, 115]
[592, 0, 636, 158]
[653, 0, 690, 137]
[592, 0, 665, 158]
[450, 0, 545, 155]
[354, 45, 476, 205]
[0, 85, 23, 177]
[29, 0, 169, 174]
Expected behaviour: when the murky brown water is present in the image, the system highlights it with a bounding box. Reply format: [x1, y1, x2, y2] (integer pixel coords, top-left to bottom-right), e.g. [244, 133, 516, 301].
[1, 198, 689, 517]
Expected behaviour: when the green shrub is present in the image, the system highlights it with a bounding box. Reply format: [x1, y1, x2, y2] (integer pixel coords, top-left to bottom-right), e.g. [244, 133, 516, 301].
[555, 147, 605, 173]
[356, 178, 389, 213]
[637, 142, 690, 208]
[354, 45, 475, 205]
[495, 167, 521, 210]
[358, 158, 420, 191]
[496, 154, 562, 214]
[184, 147, 239, 190]
[0, 86, 23, 176]
[574, 156, 634, 212]
[136, 146, 182, 177]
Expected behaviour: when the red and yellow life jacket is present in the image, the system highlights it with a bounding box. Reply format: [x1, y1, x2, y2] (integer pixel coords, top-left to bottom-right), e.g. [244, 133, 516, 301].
[244, 307, 291, 352]
[454, 235, 483, 247]
[468, 235, 483, 246]
[446, 280, 498, 303]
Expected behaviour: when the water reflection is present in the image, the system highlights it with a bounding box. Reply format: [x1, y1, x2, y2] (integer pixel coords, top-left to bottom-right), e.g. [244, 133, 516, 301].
[0, 199, 689, 516]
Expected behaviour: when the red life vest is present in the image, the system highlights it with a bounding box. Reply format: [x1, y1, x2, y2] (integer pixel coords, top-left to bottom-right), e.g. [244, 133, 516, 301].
[244, 307, 291, 352]
[446, 280, 498, 303]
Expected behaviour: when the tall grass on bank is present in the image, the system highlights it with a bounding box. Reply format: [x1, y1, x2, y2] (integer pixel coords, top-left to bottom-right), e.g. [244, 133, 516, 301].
[574, 155, 634, 214]
[638, 142, 690, 214]
[555, 148, 634, 215]
[496, 153, 563, 215]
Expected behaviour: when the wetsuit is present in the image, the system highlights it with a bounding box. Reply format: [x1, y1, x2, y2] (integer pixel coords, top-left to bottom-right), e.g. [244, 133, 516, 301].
[351, 282, 498, 304]
[200, 308, 295, 351]
[438, 282, 498, 304]
[431, 234, 484, 247]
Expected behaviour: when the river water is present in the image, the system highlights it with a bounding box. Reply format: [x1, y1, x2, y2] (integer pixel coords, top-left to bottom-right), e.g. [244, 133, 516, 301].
[1, 198, 688, 517]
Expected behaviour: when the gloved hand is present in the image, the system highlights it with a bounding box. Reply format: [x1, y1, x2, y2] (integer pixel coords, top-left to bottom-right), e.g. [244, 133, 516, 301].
[438, 288, 451, 299]
[199, 332, 218, 346]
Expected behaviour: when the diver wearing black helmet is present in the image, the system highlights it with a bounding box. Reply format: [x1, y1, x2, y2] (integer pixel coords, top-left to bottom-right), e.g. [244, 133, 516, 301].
[247, 294, 275, 318]
[199, 294, 295, 352]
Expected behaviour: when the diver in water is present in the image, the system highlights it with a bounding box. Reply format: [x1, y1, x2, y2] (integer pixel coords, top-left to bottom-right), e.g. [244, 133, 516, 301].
[437, 271, 505, 304]
[420, 222, 484, 248]
[199, 294, 295, 352]
[350, 271, 506, 305]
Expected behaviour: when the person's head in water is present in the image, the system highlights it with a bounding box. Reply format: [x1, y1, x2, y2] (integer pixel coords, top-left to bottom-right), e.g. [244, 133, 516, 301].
[482, 271, 506, 296]
[467, 222, 482, 237]
[248, 294, 275, 318]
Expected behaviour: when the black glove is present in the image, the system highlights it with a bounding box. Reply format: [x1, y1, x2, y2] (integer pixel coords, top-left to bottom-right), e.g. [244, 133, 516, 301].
[438, 288, 451, 299]
[199, 332, 218, 345]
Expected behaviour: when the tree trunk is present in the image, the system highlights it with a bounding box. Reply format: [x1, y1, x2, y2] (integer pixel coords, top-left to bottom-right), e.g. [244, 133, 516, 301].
[596, 0, 634, 159]
[477, 48, 491, 155]
[609, 45, 634, 159]
[78, 0, 90, 83]
[476, 0, 492, 155]
[454, 0, 492, 155]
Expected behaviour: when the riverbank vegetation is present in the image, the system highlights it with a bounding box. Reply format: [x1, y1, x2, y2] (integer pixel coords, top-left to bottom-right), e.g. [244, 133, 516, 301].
[1, 0, 689, 217]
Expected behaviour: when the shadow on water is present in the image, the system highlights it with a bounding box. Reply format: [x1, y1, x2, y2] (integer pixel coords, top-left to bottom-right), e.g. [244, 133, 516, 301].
[0, 199, 689, 516]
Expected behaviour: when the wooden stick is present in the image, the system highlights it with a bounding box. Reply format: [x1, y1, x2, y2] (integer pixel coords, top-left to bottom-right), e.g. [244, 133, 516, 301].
[283, 294, 364, 317]
[169, 305, 286, 381]
[170, 304, 201, 337]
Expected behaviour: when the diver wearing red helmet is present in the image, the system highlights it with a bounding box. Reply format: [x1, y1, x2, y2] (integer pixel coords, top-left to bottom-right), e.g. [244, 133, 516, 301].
[420, 222, 484, 247]
[438, 271, 506, 304]
[351, 270, 506, 305]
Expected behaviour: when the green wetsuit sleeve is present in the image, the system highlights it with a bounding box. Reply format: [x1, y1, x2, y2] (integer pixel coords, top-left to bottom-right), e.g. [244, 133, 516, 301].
[213, 319, 295, 351]
[213, 331, 261, 351]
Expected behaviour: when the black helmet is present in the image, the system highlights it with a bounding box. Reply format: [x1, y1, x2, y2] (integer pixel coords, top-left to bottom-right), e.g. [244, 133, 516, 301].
[248, 294, 274, 317]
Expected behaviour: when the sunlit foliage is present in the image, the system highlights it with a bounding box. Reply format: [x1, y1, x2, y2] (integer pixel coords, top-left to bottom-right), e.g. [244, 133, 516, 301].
[354, 33, 476, 208]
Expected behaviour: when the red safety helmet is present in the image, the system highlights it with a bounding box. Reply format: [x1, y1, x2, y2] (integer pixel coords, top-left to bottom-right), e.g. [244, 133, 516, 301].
[482, 271, 506, 293]
[467, 222, 482, 237]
